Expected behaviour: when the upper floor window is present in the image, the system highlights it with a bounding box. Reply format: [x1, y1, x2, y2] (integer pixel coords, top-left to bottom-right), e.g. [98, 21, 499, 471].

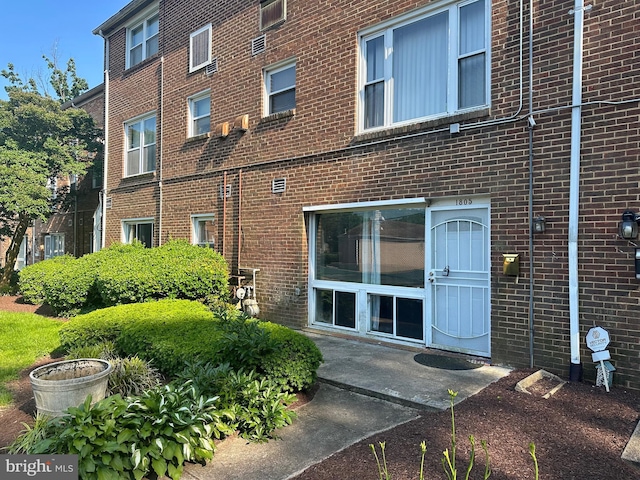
[260, 0, 286, 30]
[127, 9, 159, 68]
[125, 114, 156, 176]
[188, 91, 211, 137]
[190, 24, 212, 72]
[264, 61, 296, 116]
[359, 0, 489, 131]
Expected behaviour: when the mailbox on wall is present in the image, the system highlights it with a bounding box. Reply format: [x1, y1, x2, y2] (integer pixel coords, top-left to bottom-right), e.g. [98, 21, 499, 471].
[503, 254, 520, 276]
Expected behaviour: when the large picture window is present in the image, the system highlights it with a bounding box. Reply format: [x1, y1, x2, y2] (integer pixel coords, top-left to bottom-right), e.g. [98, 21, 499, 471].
[125, 114, 156, 176]
[315, 208, 425, 288]
[359, 0, 488, 131]
[308, 203, 426, 341]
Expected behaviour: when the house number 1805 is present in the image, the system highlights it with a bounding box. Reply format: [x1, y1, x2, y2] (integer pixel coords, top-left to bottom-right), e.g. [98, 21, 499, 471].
[455, 198, 473, 206]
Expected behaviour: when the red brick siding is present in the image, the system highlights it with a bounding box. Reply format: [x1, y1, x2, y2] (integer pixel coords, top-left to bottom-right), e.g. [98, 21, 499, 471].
[101, 0, 640, 388]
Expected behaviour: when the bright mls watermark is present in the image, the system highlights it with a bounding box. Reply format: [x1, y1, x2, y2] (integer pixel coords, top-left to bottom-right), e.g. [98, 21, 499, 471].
[0, 455, 77, 479]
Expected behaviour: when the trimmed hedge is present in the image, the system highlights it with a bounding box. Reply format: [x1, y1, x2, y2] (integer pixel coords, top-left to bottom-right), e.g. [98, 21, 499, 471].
[18, 255, 75, 304]
[19, 240, 229, 316]
[59, 299, 323, 391]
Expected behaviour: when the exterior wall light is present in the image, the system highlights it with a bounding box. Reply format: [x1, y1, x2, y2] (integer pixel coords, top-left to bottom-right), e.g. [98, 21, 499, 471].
[619, 210, 640, 240]
[532, 216, 546, 234]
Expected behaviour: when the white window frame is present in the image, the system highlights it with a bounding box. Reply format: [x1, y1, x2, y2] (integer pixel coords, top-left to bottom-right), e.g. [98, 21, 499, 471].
[188, 90, 211, 137]
[264, 60, 296, 116]
[16, 236, 28, 270]
[357, 0, 490, 132]
[126, 6, 159, 69]
[44, 233, 65, 260]
[189, 24, 212, 72]
[124, 113, 156, 177]
[191, 214, 216, 248]
[306, 199, 428, 343]
[122, 218, 154, 248]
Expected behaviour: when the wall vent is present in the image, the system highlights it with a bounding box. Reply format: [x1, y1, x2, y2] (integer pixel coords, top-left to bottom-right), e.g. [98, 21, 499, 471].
[219, 184, 232, 198]
[205, 58, 218, 75]
[272, 178, 286, 194]
[251, 35, 266, 56]
[105, 197, 112, 209]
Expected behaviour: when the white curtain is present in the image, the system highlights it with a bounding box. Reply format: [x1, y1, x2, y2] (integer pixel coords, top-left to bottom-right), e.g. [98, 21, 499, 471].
[393, 12, 448, 122]
[362, 211, 383, 329]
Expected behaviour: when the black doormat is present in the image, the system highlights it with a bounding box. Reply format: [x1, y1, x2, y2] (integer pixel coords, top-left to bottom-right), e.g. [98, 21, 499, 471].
[414, 353, 483, 371]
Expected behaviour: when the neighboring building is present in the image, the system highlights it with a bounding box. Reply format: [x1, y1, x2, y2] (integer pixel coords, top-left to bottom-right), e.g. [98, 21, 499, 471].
[0, 84, 104, 270]
[93, 1, 640, 387]
[33, 84, 105, 263]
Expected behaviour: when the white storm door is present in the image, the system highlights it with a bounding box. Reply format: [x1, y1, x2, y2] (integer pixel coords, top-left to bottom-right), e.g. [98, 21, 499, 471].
[429, 207, 490, 356]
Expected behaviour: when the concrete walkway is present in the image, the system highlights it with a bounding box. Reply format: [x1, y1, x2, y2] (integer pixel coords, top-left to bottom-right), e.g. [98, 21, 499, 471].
[183, 331, 512, 479]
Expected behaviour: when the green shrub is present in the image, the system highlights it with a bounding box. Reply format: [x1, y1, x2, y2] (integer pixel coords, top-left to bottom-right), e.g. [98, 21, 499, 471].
[175, 361, 297, 442]
[20, 383, 235, 480]
[19, 241, 229, 316]
[61, 300, 322, 392]
[154, 240, 229, 302]
[41, 255, 104, 316]
[95, 246, 158, 306]
[260, 321, 324, 392]
[18, 255, 75, 304]
[65, 341, 118, 360]
[214, 313, 277, 371]
[96, 240, 229, 307]
[59, 299, 215, 358]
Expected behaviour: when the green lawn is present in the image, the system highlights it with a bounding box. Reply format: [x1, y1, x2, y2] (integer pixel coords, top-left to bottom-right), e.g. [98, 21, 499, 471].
[0, 311, 63, 406]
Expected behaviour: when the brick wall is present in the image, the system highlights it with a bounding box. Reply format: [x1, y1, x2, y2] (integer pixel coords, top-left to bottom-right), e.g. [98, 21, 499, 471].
[102, 0, 640, 388]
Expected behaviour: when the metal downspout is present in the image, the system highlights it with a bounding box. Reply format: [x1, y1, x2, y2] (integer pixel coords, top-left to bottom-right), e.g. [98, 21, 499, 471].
[527, 0, 535, 369]
[569, 0, 589, 380]
[100, 30, 109, 250]
[237, 170, 242, 272]
[158, 56, 164, 246]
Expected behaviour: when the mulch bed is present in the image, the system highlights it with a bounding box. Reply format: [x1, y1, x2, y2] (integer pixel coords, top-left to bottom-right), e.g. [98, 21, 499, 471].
[293, 369, 640, 480]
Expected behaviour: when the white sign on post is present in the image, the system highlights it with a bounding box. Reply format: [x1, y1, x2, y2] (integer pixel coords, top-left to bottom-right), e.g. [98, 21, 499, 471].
[585, 326, 611, 392]
[586, 326, 610, 352]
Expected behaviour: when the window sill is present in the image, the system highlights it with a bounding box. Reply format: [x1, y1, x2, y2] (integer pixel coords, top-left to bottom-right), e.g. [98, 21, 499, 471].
[115, 172, 157, 190]
[186, 132, 211, 143]
[123, 54, 161, 78]
[353, 108, 490, 143]
[260, 108, 295, 124]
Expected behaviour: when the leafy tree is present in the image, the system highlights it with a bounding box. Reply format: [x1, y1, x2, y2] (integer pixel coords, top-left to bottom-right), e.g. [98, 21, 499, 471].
[0, 61, 101, 288]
